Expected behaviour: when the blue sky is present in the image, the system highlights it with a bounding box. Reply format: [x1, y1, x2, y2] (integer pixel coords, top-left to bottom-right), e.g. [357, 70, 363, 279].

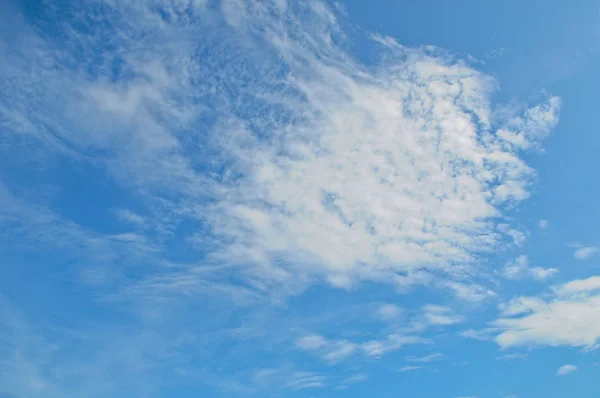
[1, 0, 600, 397]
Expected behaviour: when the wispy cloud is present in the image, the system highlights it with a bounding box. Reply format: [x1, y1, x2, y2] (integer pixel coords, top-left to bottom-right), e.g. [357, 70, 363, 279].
[1, 0, 561, 302]
[0, 0, 564, 396]
[0, 294, 196, 398]
[339, 373, 368, 385]
[294, 332, 427, 363]
[293, 303, 464, 364]
[252, 367, 327, 392]
[416, 305, 465, 329]
[376, 303, 403, 321]
[495, 353, 527, 361]
[283, 372, 326, 390]
[407, 353, 444, 362]
[573, 246, 599, 260]
[460, 328, 498, 342]
[398, 366, 422, 372]
[502, 255, 558, 281]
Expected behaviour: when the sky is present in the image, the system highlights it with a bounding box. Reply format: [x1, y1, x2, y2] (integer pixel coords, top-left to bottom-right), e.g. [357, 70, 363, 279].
[1, 0, 600, 397]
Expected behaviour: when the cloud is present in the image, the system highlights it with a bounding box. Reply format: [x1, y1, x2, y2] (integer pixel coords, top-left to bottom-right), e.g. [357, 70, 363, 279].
[114, 208, 147, 227]
[495, 96, 561, 150]
[376, 304, 403, 321]
[295, 304, 463, 364]
[0, 0, 565, 395]
[556, 276, 600, 295]
[573, 246, 599, 260]
[0, 294, 198, 398]
[495, 353, 527, 361]
[295, 335, 328, 351]
[538, 219, 549, 229]
[295, 335, 358, 363]
[283, 372, 326, 390]
[0, 0, 562, 305]
[418, 305, 465, 328]
[493, 276, 600, 348]
[555, 364, 577, 376]
[340, 373, 368, 385]
[441, 281, 496, 302]
[460, 328, 498, 342]
[294, 332, 427, 363]
[398, 366, 422, 372]
[485, 48, 505, 60]
[406, 353, 443, 362]
[502, 255, 558, 281]
[253, 368, 326, 391]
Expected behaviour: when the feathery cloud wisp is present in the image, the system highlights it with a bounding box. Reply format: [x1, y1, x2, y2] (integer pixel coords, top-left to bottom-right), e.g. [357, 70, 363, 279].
[502, 255, 558, 281]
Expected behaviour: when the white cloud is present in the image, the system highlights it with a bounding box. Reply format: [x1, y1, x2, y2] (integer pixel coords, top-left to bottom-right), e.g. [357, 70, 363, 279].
[191, 4, 560, 296]
[494, 276, 600, 348]
[538, 219, 549, 229]
[460, 328, 498, 341]
[114, 208, 146, 226]
[340, 373, 368, 385]
[419, 305, 465, 328]
[495, 353, 527, 361]
[555, 364, 577, 376]
[284, 372, 326, 390]
[294, 331, 427, 363]
[502, 255, 558, 281]
[0, 294, 194, 398]
[295, 335, 327, 351]
[495, 96, 561, 150]
[294, 335, 357, 363]
[0, 0, 562, 303]
[573, 246, 599, 260]
[442, 281, 496, 302]
[398, 366, 422, 372]
[406, 353, 443, 362]
[0, 1, 566, 394]
[294, 304, 464, 364]
[253, 368, 326, 391]
[376, 304, 403, 321]
[556, 276, 600, 295]
[485, 48, 505, 60]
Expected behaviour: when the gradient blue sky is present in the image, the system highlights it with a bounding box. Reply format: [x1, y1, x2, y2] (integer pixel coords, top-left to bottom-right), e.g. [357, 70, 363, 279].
[1, 1, 600, 397]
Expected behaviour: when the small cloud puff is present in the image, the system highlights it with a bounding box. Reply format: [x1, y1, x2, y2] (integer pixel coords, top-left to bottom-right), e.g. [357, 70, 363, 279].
[376, 304, 402, 321]
[556, 364, 577, 376]
[573, 246, 598, 260]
